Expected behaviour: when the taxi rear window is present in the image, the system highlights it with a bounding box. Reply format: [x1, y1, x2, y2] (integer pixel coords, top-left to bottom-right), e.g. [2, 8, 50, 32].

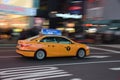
[26, 35, 39, 41]
[40, 37, 57, 43]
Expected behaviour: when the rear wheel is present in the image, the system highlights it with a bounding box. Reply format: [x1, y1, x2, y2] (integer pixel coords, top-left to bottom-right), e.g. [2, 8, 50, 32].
[76, 49, 86, 59]
[35, 50, 46, 60]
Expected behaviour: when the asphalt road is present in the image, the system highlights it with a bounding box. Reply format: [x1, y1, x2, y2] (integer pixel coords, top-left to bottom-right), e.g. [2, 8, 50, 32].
[0, 44, 120, 80]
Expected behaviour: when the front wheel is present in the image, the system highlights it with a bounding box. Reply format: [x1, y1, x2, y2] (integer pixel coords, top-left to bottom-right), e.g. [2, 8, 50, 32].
[76, 49, 86, 59]
[34, 50, 46, 60]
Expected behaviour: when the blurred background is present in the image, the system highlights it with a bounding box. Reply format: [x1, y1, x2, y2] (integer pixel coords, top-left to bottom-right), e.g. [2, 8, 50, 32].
[0, 0, 120, 44]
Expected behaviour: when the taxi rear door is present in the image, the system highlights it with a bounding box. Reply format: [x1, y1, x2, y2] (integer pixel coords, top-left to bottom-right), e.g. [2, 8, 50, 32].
[39, 37, 60, 57]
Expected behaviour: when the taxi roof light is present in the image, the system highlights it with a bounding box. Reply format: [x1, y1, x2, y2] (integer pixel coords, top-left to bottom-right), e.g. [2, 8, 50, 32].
[40, 28, 62, 36]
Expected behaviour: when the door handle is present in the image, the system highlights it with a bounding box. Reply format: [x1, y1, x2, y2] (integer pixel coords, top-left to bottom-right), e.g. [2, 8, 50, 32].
[48, 45, 55, 47]
[52, 45, 55, 47]
[48, 45, 50, 47]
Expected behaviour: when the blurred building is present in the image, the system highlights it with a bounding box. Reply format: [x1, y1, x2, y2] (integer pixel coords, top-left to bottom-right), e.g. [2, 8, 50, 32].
[0, 0, 86, 40]
[83, 0, 120, 43]
[38, 0, 85, 38]
[84, 0, 120, 28]
[0, 0, 38, 40]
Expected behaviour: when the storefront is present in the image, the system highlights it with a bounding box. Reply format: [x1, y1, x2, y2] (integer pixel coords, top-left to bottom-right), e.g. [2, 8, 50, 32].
[0, 0, 37, 40]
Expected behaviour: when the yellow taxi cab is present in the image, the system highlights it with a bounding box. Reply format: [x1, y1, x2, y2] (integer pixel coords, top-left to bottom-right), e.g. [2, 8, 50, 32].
[16, 29, 90, 60]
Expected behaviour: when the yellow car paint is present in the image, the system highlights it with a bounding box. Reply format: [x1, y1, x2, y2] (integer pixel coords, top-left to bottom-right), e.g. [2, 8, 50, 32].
[16, 35, 90, 59]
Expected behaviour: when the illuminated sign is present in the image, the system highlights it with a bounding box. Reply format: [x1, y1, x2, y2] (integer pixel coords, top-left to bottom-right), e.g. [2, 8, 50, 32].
[68, 0, 83, 15]
[55, 13, 82, 19]
[0, 4, 36, 16]
[2, 0, 10, 4]
[69, 6, 82, 10]
[41, 29, 62, 36]
[69, 10, 81, 14]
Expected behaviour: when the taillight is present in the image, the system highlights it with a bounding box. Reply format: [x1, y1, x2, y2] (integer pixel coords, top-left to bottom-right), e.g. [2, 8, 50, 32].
[86, 46, 90, 49]
[20, 44, 31, 47]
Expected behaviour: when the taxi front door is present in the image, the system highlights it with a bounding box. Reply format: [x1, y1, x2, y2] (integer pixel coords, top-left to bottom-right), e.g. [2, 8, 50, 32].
[57, 43, 78, 56]
[55, 37, 79, 56]
[57, 43, 70, 56]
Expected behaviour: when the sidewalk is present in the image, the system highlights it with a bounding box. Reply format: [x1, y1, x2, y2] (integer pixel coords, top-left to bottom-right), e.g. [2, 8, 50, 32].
[0, 39, 17, 47]
[90, 44, 120, 48]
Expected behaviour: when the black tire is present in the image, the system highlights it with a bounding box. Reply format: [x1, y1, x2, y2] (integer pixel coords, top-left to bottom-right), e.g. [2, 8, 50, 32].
[34, 50, 46, 60]
[76, 49, 86, 59]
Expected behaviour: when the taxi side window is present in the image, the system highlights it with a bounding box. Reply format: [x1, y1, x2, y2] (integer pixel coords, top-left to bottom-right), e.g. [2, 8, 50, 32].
[40, 37, 57, 43]
[56, 37, 71, 44]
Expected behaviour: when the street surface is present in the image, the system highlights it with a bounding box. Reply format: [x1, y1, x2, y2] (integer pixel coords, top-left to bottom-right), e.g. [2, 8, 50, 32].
[0, 44, 120, 80]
